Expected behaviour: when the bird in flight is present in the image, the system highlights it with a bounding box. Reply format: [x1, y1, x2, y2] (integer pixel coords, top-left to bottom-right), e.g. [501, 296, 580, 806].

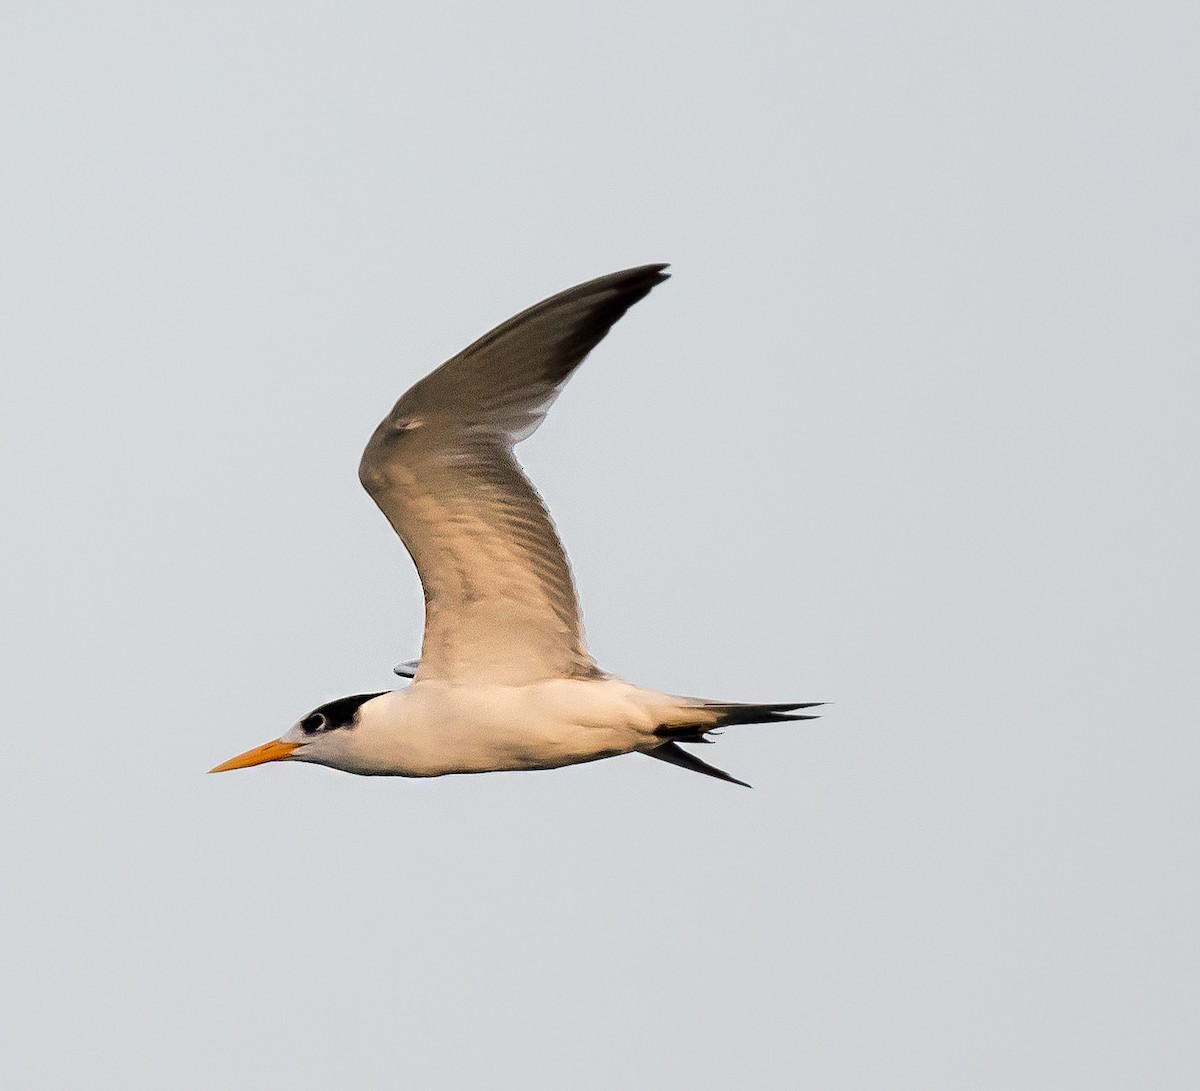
[210, 265, 819, 787]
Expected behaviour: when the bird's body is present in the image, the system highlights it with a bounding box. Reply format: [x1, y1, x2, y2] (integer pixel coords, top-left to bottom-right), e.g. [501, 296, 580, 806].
[212, 264, 818, 787]
[297, 679, 679, 778]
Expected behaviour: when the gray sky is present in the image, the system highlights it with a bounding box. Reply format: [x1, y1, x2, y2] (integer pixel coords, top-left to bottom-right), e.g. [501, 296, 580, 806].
[3, 2, 1197, 1088]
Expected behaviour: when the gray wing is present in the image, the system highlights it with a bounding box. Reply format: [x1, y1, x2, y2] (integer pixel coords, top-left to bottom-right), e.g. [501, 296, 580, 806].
[359, 264, 670, 685]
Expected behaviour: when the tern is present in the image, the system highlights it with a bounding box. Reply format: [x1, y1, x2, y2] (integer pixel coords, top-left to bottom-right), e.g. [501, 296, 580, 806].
[211, 265, 819, 786]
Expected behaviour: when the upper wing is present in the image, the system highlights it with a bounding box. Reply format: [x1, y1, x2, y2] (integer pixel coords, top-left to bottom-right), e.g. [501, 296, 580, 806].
[358, 264, 670, 685]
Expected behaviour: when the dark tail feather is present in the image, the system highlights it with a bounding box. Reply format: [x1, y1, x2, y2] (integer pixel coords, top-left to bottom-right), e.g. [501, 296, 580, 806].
[702, 701, 823, 727]
[645, 742, 752, 788]
[655, 700, 823, 742]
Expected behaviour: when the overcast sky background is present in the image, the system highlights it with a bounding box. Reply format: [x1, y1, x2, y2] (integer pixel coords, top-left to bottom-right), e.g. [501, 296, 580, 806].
[2, 2, 1197, 1088]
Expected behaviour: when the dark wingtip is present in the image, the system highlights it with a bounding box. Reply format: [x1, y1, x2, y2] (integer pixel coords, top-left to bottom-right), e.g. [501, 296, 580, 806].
[709, 767, 754, 789]
[608, 263, 671, 296]
[644, 741, 752, 788]
[606, 263, 671, 305]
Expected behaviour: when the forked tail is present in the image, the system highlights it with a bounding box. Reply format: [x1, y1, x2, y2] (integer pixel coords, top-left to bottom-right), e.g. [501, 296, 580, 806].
[646, 699, 823, 788]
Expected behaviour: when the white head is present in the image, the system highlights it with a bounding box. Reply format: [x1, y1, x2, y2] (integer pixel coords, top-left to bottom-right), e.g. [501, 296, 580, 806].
[209, 692, 389, 774]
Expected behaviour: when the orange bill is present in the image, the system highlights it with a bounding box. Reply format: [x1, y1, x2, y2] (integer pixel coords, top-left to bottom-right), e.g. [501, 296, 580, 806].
[209, 739, 300, 773]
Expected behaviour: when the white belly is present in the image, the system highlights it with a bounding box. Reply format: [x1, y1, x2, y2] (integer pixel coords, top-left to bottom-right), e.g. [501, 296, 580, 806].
[343, 677, 665, 777]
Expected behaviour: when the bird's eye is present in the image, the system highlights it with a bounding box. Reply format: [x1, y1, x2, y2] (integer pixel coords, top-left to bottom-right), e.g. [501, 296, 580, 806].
[301, 712, 327, 733]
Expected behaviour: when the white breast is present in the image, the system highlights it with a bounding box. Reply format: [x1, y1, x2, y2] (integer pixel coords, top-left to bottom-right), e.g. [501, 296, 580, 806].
[341, 677, 665, 777]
